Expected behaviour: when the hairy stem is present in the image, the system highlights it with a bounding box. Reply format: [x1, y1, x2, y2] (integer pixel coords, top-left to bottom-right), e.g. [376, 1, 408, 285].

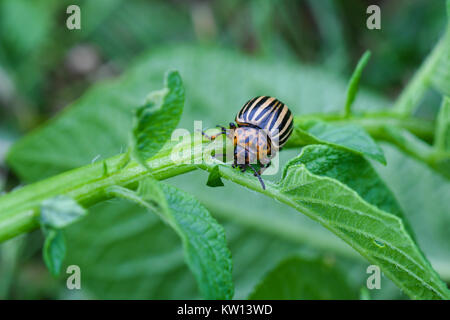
[0, 112, 448, 284]
[0, 112, 437, 242]
[289, 112, 435, 144]
[292, 112, 450, 179]
[0, 144, 197, 242]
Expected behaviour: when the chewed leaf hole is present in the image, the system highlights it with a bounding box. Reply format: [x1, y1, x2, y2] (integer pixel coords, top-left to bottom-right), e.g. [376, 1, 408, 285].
[373, 239, 385, 248]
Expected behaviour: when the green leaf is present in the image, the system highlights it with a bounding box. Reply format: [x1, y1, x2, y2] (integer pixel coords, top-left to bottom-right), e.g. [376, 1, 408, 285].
[248, 256, 357, 299]
[10, 45, 446, 299]
[39, 195, 86, 276]
[290, 119, 386, 164]
[107, 178, 234, 300]
[394, 0, 450, 114]
[84, 0, 194, 65]
[0, 0, 59, 100]
[6, 46, 388, 183]
[4, 46, 392, 299]
[430, 97, 450, 178]
[374, 143, 450, 284]
[272, 146, 449, 299]
[378, 125, 450, 179]
[430, 1, 450, 97]
[206, 165, 224, 187]
[40, 195, 87, 229]
[289, 144, 414, 238]
[192, 143, 449, 299]
[42, 229, 66, 277]
[62, 197, 307, 299]
[435, 96, 450, 151]
[131, 70, 185, 169]
[344, 50, 371, 117]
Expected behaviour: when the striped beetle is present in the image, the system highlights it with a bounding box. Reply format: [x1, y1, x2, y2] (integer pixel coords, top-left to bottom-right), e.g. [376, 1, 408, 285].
[203, 96, 293, 190]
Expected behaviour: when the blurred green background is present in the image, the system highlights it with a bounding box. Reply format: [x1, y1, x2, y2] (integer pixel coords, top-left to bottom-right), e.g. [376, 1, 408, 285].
[0, 0, 448, 299]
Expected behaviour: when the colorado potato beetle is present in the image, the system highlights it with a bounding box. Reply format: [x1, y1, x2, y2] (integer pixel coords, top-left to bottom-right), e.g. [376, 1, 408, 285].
[203, 96, 293, 190]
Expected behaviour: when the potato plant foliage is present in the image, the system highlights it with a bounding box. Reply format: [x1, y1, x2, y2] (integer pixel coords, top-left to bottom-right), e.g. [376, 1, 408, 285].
[0, 1, 450, 301]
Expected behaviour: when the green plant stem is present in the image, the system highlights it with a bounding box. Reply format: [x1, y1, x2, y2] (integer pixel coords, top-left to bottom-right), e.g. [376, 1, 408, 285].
[344, 50, 371, 117]
[289, 112, 435, 143]
[0, 112, 436, 243]
[0, 112, 448, 282]
[394, 36, 446, 116]
[0, 144, 197, 243]
[290, 112, 450, 179]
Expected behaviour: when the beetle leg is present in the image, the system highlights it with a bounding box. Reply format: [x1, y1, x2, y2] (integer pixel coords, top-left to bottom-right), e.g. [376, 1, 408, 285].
[244, 147, 250, 165]
[201, 131, 213, 140]
[229, 122, 236, 129]
[239, 145, 266, 190]
[248, 164, 266, 190]
[215, 125, 227, 135]
[259, 161, 271, 175]
[202, 129, 225, 141]
[232, 143, 238, 168]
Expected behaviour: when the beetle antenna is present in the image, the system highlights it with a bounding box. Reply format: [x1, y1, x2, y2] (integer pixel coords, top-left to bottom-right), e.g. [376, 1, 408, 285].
[248, 165, 266, 190]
